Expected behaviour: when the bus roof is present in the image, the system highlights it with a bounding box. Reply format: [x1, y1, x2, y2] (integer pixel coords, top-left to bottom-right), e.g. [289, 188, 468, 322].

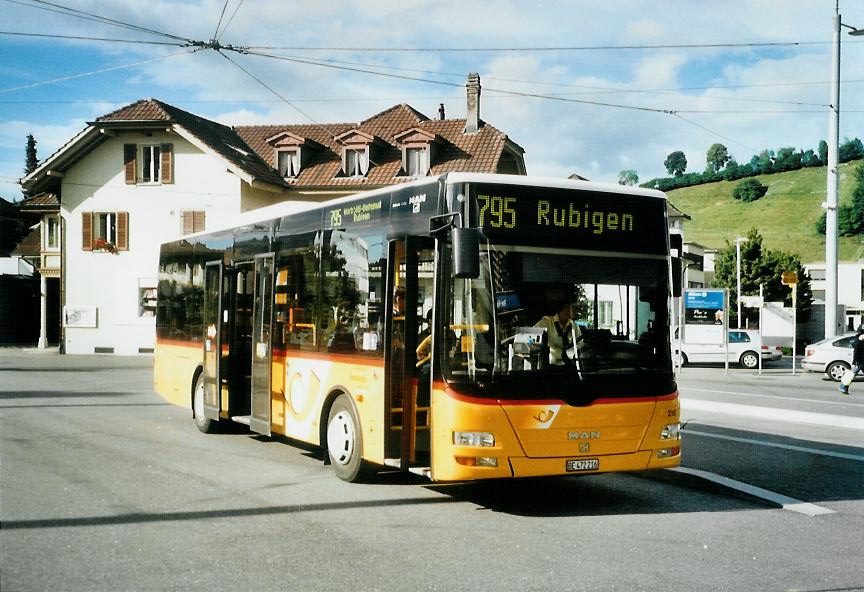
[175, 173, 667, 242]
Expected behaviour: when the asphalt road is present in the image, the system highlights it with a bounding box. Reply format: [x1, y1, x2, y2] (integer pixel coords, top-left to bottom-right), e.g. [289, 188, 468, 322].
[1, 351, 862, 592]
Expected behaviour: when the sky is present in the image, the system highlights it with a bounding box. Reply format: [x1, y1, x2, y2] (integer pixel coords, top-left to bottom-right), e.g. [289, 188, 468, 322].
[1, 0, 863, 201]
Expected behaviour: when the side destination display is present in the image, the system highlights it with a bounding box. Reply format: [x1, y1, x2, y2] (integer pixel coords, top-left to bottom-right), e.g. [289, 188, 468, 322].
[471, 183, 667, 255]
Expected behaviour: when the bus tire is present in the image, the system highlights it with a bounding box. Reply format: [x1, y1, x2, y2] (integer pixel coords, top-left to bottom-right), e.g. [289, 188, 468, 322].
[326, 394, 367, 482]
[193, 373, 218, 434]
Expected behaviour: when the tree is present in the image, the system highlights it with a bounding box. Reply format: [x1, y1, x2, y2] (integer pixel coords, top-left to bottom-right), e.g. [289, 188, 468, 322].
[24, 134, 38, 176]
[816, 162, 864, 236]
[617, 169, 639, 186]
[712, 228, 812, 327]
[839, 137, 864, 163]
[664, 151, 687, 177]
[732, 178, 768, 202]
[818, 140, 828, 164]
[749, 150, 775, 175]
[705, 143, 731, 174]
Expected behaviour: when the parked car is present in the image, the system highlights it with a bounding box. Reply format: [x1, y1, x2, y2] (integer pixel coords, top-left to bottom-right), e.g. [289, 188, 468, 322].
[673, 328, 782, 369]
[801, 332, 856, 381]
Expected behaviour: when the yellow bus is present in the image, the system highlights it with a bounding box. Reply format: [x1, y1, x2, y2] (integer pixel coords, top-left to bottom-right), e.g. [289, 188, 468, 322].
[154, 173, 681, 482]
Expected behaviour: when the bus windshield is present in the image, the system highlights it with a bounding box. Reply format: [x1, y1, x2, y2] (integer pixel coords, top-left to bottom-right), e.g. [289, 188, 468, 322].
[442, 242, 673, 401]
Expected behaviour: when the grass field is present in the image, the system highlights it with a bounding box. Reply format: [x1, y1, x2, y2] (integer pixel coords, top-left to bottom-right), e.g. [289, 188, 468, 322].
[665, 160, 863, 262]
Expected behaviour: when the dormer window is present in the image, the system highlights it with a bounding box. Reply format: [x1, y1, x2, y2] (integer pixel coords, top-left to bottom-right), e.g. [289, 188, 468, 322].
[405, 147, 428, 177]
[394, 127, 440, 178]
[277, 149, 300, 178]
[335, 130, 381, 178]
[345, 147, 369, 177]
[266, 131, 320, 179]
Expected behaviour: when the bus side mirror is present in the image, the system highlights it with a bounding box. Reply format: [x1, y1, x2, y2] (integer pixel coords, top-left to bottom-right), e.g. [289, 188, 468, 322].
[452, 228, 480, 279]
[671, 258, 682, 297]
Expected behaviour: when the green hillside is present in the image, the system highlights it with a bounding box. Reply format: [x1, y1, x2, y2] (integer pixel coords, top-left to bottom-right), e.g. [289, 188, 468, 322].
[665, 161, 863, 262]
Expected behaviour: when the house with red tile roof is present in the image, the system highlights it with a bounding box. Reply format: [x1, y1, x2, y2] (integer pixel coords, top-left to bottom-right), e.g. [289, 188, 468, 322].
[21, 74, 527, 354]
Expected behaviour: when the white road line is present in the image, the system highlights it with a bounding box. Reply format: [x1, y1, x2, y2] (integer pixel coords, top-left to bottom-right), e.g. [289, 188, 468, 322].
[681, 398, 864, 430]
[681, 387, 864, 408]
[670, 467, 836, 516]
[684, 429, 864, 463]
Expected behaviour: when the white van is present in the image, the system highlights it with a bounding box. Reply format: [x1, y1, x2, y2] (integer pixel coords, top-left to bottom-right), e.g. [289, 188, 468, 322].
[673, 328, 782, 369]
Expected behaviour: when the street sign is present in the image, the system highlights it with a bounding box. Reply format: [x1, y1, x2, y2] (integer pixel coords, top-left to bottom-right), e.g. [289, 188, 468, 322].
[781, 271, 798, 285]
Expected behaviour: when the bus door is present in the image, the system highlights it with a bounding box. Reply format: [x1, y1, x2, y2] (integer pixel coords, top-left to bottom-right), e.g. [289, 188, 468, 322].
[202, 261, 233, 422]
[250, 253, 275, 436]
[386, 237, 435, 471]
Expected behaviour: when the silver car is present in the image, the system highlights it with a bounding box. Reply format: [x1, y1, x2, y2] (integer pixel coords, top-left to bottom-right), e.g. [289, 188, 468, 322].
[801, 332, 856, 381]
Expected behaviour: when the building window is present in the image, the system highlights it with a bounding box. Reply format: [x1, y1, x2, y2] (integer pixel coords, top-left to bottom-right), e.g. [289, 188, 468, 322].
[140, 145, 161, 183]
[277, 150, 300, 177]
[139, 283, 158, 317]
[95, 213, 117, 245]
[182, 210, 205, 235]
[405, 147, 428, 176]
[83, 211, 128, 252]
[126, 143, 172, 184]
[44, 215, 59, 251]
[810, 268, 826, 281]
[345, 148, 368, 177]
[598, 300, 614, 328]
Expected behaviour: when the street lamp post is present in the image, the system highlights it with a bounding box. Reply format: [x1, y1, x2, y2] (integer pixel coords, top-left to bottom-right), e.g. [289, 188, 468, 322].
[825, 11, 864, 339]
[735, 236, 746, 328]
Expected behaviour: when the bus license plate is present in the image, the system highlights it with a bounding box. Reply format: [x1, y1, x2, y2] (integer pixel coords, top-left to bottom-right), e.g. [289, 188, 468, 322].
[566, 458, 599, 472]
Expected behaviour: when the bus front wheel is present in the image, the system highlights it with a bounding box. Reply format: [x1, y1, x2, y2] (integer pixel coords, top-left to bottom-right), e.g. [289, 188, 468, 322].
[326, 394, 367, 482]
[193, 373, 217, 434]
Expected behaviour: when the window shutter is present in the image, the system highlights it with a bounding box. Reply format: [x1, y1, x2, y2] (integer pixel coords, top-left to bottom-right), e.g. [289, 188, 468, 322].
[160, 143, 173, 184]
[194, 210, 205, 233]
[182, 211, 193, 235]
[124, 144, 137, 184]
[82, 212, 92, 251]
[116, 212, 129, 250]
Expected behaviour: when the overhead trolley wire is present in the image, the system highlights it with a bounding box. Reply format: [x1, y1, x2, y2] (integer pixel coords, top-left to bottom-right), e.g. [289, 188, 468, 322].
[243, 40, 856, 52]
[216, 0, 245, 41]
[216, 50, 385, 168]
[0, 30, 188, 46]
[5, 0, 194, 44]
[241, 49, 677, 115]
[213, 0, 230, 41]
[0, 48, 201, 94]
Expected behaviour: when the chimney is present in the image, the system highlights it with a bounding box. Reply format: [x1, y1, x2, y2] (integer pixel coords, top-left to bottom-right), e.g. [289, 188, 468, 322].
[464, 73, 481, 134]
[438, 103, 446, 120]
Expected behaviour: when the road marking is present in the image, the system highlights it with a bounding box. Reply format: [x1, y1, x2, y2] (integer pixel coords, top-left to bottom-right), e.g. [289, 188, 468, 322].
[681, 398, 864, 430]
[684, 428, 864, 463]
[681, 386, 864, 408]
[670, 467, 835, 516]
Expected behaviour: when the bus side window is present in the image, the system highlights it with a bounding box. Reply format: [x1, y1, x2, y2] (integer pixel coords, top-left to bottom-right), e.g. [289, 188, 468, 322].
[274, 250, 317, 352]
[321, 228, 385, 357]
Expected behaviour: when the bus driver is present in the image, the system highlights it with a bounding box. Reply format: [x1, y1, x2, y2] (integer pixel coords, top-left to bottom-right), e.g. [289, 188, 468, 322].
[533, 295, 583, 365]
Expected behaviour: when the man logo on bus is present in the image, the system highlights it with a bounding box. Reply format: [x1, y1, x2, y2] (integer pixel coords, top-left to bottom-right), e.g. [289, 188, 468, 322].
[568, 431, 601, 440]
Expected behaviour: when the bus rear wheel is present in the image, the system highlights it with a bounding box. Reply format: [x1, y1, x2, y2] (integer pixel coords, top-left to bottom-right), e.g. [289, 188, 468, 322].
[193, 373, 217, 434]
[326, 394, 367, 482]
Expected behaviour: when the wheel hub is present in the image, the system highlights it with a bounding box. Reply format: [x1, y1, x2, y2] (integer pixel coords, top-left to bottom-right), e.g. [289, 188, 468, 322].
[327, 411, 355, 465]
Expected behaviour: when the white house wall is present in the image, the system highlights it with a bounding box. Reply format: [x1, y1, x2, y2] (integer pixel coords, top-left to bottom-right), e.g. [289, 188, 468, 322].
[61, 130, 270, 355]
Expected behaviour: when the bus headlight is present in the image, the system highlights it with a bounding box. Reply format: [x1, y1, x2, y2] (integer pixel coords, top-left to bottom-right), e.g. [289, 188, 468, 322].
[453, 431, 495, 447]
[660, 423, 680, 440]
